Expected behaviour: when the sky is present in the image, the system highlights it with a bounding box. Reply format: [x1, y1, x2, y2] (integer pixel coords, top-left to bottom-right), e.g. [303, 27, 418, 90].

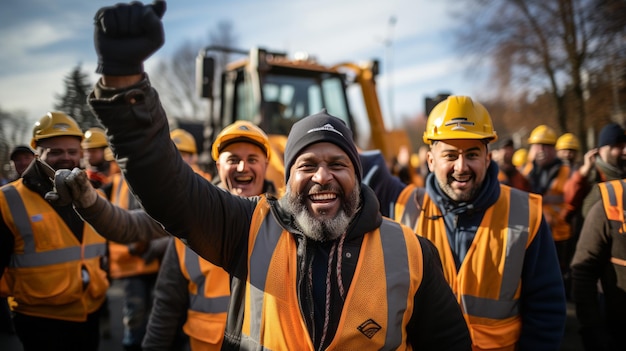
[0, 0, 483, 130]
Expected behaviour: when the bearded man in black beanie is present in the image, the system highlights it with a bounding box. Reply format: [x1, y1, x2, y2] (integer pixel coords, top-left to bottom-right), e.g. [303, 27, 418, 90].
[58, 2, 472, 350]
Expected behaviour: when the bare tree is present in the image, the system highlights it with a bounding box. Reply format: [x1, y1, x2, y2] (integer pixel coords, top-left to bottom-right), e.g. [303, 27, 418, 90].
[450, 0, 625, 150]
[0, 108, 32, 180]
[150, 20, 239, 121]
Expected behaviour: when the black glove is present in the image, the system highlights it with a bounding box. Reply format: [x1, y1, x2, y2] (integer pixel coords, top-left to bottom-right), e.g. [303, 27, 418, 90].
[93, 0, 167, 76]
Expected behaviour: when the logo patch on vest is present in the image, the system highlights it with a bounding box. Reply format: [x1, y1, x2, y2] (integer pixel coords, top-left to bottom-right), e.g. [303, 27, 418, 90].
[357, 319, 381, 339]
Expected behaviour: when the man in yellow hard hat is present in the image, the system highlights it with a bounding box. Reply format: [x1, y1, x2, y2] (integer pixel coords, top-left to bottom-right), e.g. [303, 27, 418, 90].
[555, 133, 581, 170]
[170, 128, 212, 181]
[521, 124, 572, 291]
[0, 112, 110, 350]
[82, 127, 112, 188]
[84, 3, 473, 349]
[361, 96, 566, 349]
[144, 120, 276, 351]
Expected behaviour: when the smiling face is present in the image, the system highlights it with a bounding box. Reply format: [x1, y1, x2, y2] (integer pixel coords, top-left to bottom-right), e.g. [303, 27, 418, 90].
[36, 136, 83, 171]
[427, 139, 491, 203]
[280, 142, 360, 241]
[216, 142, 268, 197]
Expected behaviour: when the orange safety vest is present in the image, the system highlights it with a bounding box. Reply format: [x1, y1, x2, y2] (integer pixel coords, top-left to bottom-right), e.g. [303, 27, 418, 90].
[597, 180, 626, 267]
[522, 163, 571, 241]
[0, 181, 109, 322]
[240, 197, 422, 350]
[107, 174, 160, 279]
[175, 238, 230, 351]
[395, 185, 542, 350]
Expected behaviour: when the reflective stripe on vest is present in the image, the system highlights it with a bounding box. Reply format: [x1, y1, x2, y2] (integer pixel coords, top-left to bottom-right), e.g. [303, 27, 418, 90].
[396, 185, 541, 348]
[599, 180, 626, 224]
[178, 240, 230, 314]
[461, 187, 529, 320]
[2, 185, 106, 267]
[0, 182, 109, 322]
[241, 198, 421, 350]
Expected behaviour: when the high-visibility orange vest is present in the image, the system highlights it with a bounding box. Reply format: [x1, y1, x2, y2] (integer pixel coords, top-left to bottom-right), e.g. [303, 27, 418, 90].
[175, 238, 229, 351]
[107, 174, 160, 279]
[597, 180, 626, 267]
[395, 185, 542, 350]
[522, 163, 571, 241]
[239, 197, 423, 350]
[0, 181, 109, 322]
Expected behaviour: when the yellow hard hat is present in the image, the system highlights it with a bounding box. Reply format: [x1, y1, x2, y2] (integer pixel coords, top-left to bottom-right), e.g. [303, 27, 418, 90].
[170, 129, 198, 154]
[212, 121, 271, 161]
[527, 125, 557, 145]
[104, 147, 115, 162]
[31, 112, 83, 149]
[423, 95, 497, 144]
[81, 127, 108, 149]
[512, 148, 528, 167]
[555, 133, 580, 151]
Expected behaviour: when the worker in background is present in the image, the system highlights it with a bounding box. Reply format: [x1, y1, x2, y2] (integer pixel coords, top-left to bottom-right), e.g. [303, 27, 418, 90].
[512, 148, 528, 170]
[570, 178, 626, 350]
[555, 133, 581, 170]
[8, 145, 35, 180]
[86, 3, 473, 348]
[82, 127, 112, 188]
[493, 138, 531, 191]
[0, 112, 109, 351]
[564, 122, 626, 219]
[521, 124, 572, 289]
[101, 165, 169, 351]
[361, 96, 566, 350]
[1, 145, 36, 337]
[144, 120, 275, 351]
[170, 128, 212, 181]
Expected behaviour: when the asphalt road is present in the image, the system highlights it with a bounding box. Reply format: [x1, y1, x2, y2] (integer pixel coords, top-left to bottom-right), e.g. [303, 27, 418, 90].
[0, 280, 586, 351]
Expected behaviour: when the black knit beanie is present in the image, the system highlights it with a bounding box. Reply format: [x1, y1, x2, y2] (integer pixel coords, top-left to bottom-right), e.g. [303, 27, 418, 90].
[284, 109, 362, 183]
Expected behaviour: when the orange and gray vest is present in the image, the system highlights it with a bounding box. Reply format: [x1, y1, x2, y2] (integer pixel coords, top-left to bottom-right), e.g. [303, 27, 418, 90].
[395, 185, 541, 350]
[0, 181, 109, 322]
[522, 163, 571, 241]
[597, 180, 626, 268]
[108, 174, 160, 279]
[240, 197, 423, 350]
[175, 238, 230, 351]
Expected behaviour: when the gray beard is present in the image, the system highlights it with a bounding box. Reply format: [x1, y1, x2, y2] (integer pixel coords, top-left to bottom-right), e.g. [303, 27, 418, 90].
[279, 183, 361, 242]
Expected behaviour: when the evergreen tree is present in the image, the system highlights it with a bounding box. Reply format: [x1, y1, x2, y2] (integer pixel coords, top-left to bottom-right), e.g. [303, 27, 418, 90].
[54, 63, 101, 129]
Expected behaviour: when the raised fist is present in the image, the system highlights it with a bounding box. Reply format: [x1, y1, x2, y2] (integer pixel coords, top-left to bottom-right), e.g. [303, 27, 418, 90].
[94, 1, 167, 76]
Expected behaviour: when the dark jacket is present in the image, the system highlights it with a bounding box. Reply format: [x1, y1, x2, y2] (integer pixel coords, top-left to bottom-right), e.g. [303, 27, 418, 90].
[88, 75, 471, 350]
[570, 193, 626, 351]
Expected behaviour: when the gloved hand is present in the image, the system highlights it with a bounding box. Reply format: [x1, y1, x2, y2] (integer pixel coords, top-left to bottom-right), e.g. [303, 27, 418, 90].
[45, 168, 99, 209]
[141, 237, 170, 264]
[93, 0, 167, 75]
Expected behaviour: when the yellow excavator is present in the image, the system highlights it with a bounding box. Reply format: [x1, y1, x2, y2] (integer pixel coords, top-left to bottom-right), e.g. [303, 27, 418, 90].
[196, 46, 413, 194]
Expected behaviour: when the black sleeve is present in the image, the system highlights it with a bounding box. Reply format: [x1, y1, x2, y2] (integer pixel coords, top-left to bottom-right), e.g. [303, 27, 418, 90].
[407, 236, 471, 350]
[0, 218, 13, 277]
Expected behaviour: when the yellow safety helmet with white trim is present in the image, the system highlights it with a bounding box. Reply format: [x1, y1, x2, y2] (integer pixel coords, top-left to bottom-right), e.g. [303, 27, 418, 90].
[211, 121, 271, 161]
[555, 133, 580, 151]
[81, 127, 108, 149]
[170, 129, 198, 155]
[423, 95, 497, 144]
[527, 125, 557, 145]
[31, 112, 83, 149]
